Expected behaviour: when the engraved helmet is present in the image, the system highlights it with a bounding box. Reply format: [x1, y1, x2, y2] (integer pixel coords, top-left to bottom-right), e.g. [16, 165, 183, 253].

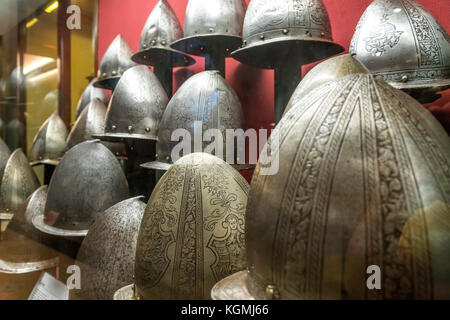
[95, 66, 168, 142]
[0, 137, 11, 177]
[71, 197, 145, 300]
[350, 0, 450, 102]
[0, 149, 40, 215]
[171, 0, 247, 56]
[212, 74, 450, 300]
[75, 79, 110, 119]
[32, 140, 129, 238]
[94, 35, 137, 90]
[115, 153, 249, 300]
[132, 0, 195, 67]
[283, 54, 371, 115]
[142, 71, 245, 171]
[29, 112, 68, 166]
[232, 0, 344, 68]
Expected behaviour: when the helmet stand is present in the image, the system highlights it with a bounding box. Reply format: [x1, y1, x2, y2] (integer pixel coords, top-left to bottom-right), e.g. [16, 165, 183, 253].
[274, 61, 303, 123]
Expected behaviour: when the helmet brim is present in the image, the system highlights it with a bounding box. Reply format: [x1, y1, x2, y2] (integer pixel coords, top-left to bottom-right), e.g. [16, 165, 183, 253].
[113, 284, 136, 300]
[132, 47, 196, 67]
[32, 214, 88, 238]
[211, 271, 255, 300]
[171, 34, 243, 57]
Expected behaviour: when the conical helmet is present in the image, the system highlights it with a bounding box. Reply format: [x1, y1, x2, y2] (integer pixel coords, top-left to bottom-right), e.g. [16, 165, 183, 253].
[171, 0, 247, 56]
[75, 79, 110, 119]
[32, 140, 129, 238]
[283, 54, 371, 115]
[29, 112, 68, 166]
[0, 137, 11, 176]
[67, 98, 107, 149]
[132, 0, 195, 67]
[115, 153, 249, 300]
[142, 71, 244, 171]
[94, 35, 137, 90]
[71, 197, 145, 300]
[350, 0, 450, 101]
[96, 66, 168, 142]
[232, 0, 344, 68]
[212, 74, 450, 300]
[0, 149, 40, 215]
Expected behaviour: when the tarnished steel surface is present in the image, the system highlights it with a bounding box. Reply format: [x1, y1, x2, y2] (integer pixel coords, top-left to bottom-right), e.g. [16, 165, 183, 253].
[171, 0, 246, 56]
[94, 35, 137, 90]
[0, 137, 11, 175]
[133, 0, 195, 67]
[218, 74, 450, 300]
[67, 98, 107, 149]
[75, 79, 110, 119]
[29, 112, 68, 166]
[12, 185, 48, 227]
[72, 197, 145, 300]
[0, 149, 40, 214]
[283, 54, 371, 115]
[350, 0, 450, 97]
[142, 71, 244, 170]
[32, 140, 129, 237]
[134, 153, 249, 300]
[97, 66, 168, 142]
[232, 0, 344, 69]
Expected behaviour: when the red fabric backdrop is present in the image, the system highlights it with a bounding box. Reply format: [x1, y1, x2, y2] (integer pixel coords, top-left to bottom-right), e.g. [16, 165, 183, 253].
[98, 0, 450, 134]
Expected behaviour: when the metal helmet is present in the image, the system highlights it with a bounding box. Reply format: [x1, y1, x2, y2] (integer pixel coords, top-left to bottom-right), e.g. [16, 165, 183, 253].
[171, 0, 247, 56]
[71, 197, 145, 300]
[0, 149, 40, 215]
[67, 98, 107, 149]
[75, 79, 110, 119]
[132, 0, 195, 67]
[32, 140, 129, 238]
[142, 71, 244, 171]
[29, 112, 68, 166]
[0, 137, 11, 176]
[350, 0, 450, 102]
[283, 54, 371, 115]
[232, 0, 344, 69]
[212, 74, 450, 300]
[115, 153, 249, 300]
[96, 66, 168, 142]
[94, 35, 137, 90]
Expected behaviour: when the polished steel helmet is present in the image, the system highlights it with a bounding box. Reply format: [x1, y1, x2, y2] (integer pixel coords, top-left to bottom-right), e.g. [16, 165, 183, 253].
[0, 149, 40, 215]
[0, 137, 11, 175]
[350, 0, 450, 102]
[115, 153, 249, 300]
[71, 197, 145, 300]
[32, 140, 129, 238]
[67, 98, 107, 149]
[94, 35, 137, 90]
[232, 0, 344, 68]
[75, 79, 110, 119]
[171, 0, 247, 56]
[142, 71, 244, 171]
[283, 54, 371, 115]
[212, 74, 450, 300]
[132, 0, 195, 67]
[28, 112, 68, 166]
[96, 66, 168, 142]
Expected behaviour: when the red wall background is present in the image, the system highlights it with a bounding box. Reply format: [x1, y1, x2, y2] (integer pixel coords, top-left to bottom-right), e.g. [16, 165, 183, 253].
[98, 0, 450, 134]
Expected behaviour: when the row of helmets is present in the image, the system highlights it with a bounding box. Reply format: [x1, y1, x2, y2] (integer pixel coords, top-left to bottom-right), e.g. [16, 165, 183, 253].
[0, 0, 448, 299]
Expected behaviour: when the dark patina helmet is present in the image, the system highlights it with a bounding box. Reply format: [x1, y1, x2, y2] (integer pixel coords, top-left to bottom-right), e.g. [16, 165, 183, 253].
[32, 140, 129, 238]
[212, 74, 450, 300]
[71, 197, 145, 300]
